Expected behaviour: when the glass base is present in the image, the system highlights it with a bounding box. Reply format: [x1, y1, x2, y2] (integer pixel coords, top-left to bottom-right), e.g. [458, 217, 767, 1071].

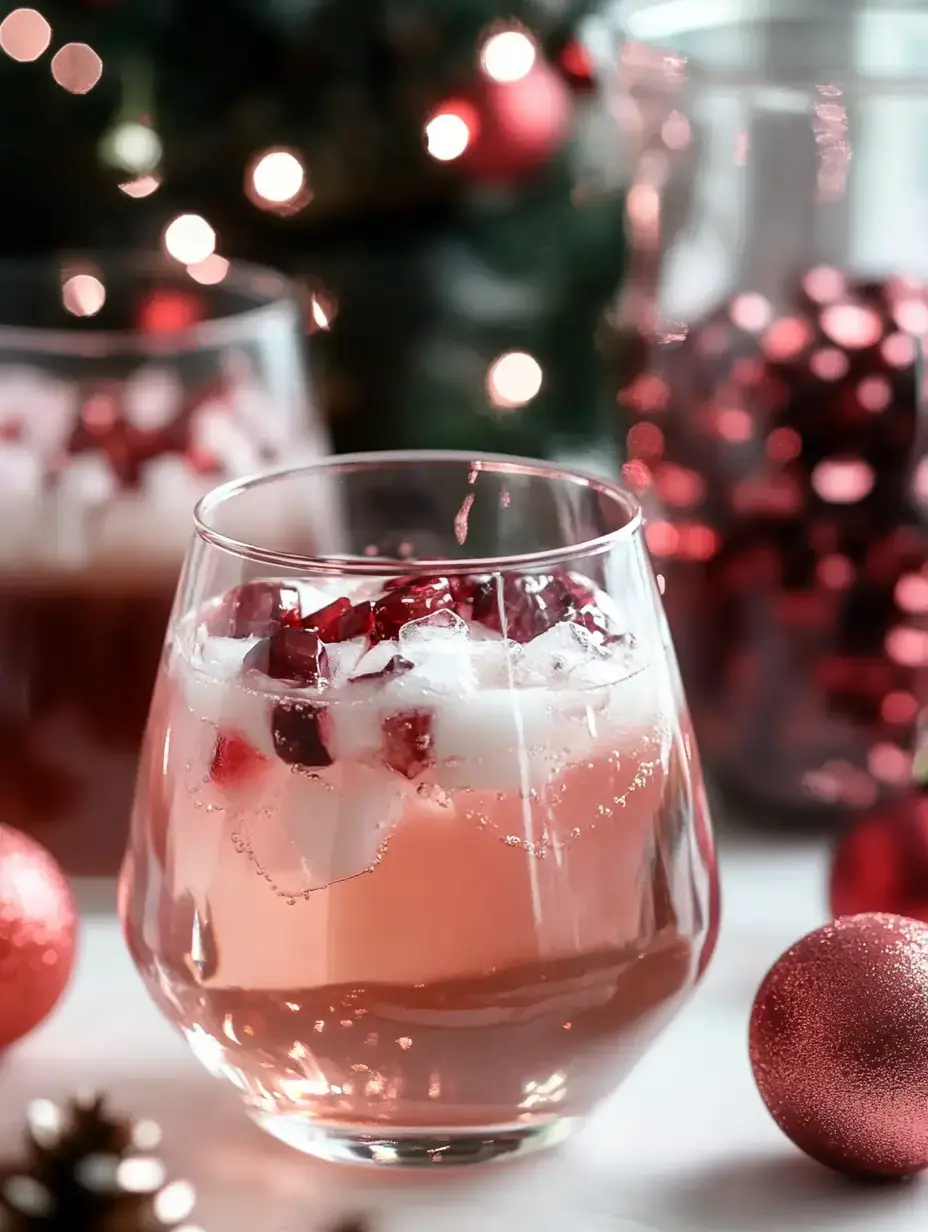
[251, 1112, 578, 1166]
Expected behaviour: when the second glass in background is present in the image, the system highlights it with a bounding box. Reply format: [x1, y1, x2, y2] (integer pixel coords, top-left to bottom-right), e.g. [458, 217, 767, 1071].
[0, 256, 323, 873]
[614, 0, 928, 825]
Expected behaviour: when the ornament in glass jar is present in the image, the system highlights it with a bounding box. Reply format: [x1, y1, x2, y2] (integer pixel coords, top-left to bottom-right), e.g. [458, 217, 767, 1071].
[615, 0, 928, 826]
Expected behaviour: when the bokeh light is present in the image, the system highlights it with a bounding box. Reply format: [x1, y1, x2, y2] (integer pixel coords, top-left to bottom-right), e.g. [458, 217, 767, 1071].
[51, 42, 102, 94]
[308, 290, 338, 333]
[118, 175, 161, 199]
[425, 104, 477, 162]
[107, 121, 161, 174]
[811, 457, 875, 504]
[61, 274, 105, 318]
[163, 214, 216, 265]
[187, 255, 229, 286]
[486, 351, 543, 409]
[249, 149, 306, 207]
[480, 29, 536, 83]
[0, 8, 50, 62]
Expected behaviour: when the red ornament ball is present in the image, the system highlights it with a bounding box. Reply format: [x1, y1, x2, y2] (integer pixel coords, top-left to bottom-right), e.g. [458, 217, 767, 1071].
[0, 826, 78, 1049]
[750, 913, 928, 1177]
[830, 792, 928, 922]
[436, 59, 572, 185]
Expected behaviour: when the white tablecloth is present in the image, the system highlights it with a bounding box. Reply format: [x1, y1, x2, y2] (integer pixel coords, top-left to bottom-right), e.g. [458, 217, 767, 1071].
[4, 836, 926, 1232]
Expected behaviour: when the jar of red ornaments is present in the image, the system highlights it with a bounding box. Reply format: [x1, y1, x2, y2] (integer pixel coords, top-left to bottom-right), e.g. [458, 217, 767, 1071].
[614, 0, 928, 825]
[0, 255, 324, 872]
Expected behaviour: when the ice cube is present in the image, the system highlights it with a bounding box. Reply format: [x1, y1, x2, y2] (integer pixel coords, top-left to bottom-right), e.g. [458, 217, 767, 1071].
[0, 445, 42, 504]
[324, 636, 367, 686]
[142, 455, 211, 512]
[399, 610, 475, 693]
[199, 635, 260, 679]
[602, 663, 664, 734]
[279, 763, 405, 889]
[2, 367, 75, 458]
[56, 453, 116, 507]
[182, 644, 277, 758]
[468, 622, 504, 642]
[191, 403, 262, 474]
[470, 637, 521, 688]
[124, 366, 183, 431]
[519, 621, 597, 685]
[326, 693, 383, 761]
[297, 582, 336, 619]
[351, 639, 403, 681]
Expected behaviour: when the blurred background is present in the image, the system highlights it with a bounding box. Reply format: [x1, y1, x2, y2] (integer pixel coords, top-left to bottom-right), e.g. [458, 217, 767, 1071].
[0, 0, 925, 872]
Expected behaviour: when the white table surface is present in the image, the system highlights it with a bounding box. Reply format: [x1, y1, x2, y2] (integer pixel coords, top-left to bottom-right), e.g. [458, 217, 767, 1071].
[5, 834, 926, 1232]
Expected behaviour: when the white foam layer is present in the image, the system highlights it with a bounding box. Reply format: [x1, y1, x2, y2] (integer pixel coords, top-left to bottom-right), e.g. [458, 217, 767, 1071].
[180, 618, 662, 794]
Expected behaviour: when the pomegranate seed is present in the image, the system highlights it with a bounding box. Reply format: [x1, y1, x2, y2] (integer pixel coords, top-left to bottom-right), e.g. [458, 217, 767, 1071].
[449, 574, 482, 604]
[243, 628, 329, 685]
[384, 574, 477, 600]
[471, 572, 614, 642]
[303, 596, 374, 642]
[372, 578, 454, 641]
[271, 701, 333, 768]
[210, 733, 268, 785]
[381, 709, 434, 779]
[212, 582, 303, 639]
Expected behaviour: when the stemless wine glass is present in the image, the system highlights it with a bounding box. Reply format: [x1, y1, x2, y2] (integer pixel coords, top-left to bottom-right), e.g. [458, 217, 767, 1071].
[120, 451, 719, 1170]
[0, 254, 323, 875]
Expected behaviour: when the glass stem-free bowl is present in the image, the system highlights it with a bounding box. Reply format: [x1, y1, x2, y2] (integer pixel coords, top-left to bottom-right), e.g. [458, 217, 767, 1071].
[120, 451, 719, 1167]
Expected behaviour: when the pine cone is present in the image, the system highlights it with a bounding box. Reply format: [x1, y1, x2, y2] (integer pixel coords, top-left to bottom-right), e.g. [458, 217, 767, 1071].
[0, 1093, 197, 1232]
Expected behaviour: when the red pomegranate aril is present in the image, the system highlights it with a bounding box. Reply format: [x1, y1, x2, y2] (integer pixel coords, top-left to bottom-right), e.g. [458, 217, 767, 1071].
[303, 596, 374, 642]
[243, 628, 329, 686]
[471, 575, 558, 642]
[372, 578, 454, 641]
[449, 574, 482, 605]
[214, 582, 304, 639]
[210, 733, 268, 785]
[382, 709, 434, 779]
[271, 701, 334, 768]
[471, 572, 613, 642]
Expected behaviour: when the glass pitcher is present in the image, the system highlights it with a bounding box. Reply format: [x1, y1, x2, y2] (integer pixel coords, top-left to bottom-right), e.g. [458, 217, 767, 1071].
[614, 0, 928, 825]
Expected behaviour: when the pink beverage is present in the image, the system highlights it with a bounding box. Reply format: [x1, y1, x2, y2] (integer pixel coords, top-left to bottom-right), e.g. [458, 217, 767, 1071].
[122, 566, 713, 1162]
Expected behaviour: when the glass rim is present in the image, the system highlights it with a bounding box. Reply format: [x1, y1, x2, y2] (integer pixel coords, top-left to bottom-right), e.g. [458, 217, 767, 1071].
[194, 451, 644, 576]
[616, 0, 928, 91]
[0, 252, 301, 357]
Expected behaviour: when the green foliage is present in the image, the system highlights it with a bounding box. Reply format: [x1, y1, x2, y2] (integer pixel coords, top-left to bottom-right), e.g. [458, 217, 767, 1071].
[0, 0, 626, 459]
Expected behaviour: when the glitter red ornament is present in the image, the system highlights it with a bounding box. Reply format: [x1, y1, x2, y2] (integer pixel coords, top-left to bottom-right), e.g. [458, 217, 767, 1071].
[0, 826, 78, 1049]
[750, 912, 928, 1177]
[830, 791, 928, 922]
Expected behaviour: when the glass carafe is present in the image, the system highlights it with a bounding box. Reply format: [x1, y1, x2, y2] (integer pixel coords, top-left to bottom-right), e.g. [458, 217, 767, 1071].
[615, 0, 928, 825]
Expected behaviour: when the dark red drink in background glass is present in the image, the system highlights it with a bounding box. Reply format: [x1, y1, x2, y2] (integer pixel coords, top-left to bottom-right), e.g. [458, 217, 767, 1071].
[0, 256, 322, 872]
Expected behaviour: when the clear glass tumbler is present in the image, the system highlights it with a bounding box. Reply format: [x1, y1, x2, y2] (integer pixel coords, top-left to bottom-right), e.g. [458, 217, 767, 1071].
[119, 452, 718, 1168]
[614, 0, 928, 824]
[0, 254, 322, 873]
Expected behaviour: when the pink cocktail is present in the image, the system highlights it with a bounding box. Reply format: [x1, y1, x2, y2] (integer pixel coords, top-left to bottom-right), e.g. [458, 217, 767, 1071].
[120, 453, 718, 1168]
